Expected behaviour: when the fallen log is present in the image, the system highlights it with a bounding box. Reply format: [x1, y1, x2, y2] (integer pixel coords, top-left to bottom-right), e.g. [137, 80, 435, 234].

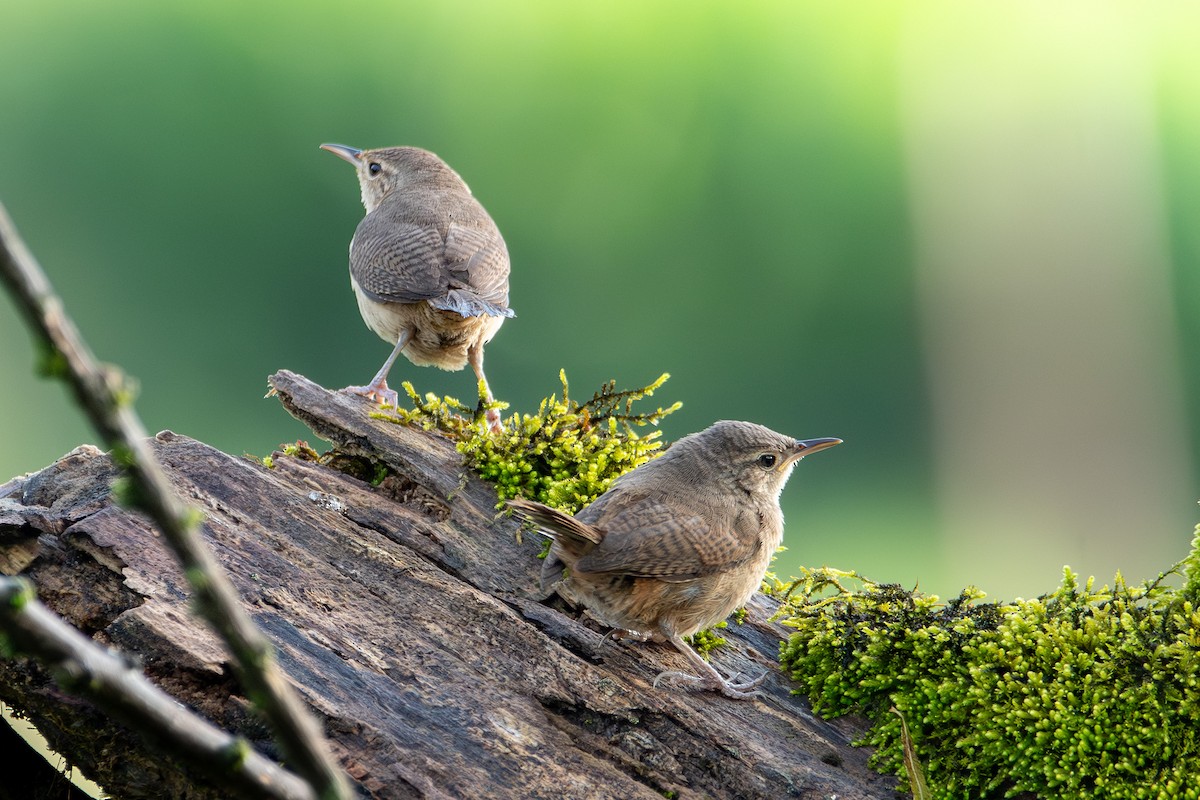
[0, 370, 898, 799]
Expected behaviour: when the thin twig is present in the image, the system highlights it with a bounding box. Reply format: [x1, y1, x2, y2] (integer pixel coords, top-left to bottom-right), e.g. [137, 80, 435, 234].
[0, 576, 316, 800]
[0, 202, 351, 800]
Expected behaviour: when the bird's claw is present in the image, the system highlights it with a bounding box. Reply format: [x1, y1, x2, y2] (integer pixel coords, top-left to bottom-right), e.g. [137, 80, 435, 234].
[342, 382, 399, 407]
[652, 669, 766, 700]
[726, 671, 768, 693]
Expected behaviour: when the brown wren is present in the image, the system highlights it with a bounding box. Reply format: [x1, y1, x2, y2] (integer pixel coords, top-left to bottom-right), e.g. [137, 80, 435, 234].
[509, 420, 841, 699]
[320, 143, 513, 432]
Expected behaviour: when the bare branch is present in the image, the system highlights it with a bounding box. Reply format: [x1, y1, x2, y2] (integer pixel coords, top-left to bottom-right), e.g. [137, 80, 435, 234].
[0, 202, 350, 800]
[0, 576, 316, 800]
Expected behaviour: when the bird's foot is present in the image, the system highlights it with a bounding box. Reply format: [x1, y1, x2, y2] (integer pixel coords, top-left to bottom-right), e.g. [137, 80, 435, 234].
[607, 628, 654, 643]
[484, 406, 503, 435]
[652, 669, 766, 700]
[342, 381, 399, 407]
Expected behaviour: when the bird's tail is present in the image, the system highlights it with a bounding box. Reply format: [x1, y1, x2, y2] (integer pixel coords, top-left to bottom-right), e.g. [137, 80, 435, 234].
[507, 498, 601, 549]
[429, 289, 515, 319]
[508, 498, 601, 591]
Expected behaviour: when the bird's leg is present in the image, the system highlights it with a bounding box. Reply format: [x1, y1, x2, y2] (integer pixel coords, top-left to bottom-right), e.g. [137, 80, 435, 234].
[343, 330, 410, 407]
[651, 631, 767, 700]
[467, 341, 503, 434]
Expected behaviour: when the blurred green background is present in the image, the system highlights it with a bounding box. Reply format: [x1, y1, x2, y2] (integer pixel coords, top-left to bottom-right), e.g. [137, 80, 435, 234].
[2, 1, 1197, 601]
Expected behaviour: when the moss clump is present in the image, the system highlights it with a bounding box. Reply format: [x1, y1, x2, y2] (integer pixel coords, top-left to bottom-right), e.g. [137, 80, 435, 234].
[776, 527, 1200, 799]
[684, 621, 728, 659]
[377, 370, 681, 513]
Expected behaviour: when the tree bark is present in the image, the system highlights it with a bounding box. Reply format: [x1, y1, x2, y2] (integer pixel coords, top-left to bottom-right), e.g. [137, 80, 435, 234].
[0, 370, 899, 800]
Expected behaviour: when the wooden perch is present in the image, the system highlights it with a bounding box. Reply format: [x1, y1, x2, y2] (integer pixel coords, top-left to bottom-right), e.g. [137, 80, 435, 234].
[0, 370, 898, 799]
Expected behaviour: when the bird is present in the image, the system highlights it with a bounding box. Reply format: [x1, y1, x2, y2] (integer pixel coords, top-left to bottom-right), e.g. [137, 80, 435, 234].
[320, 143, 514, 432]
[508, 420, 841, 699]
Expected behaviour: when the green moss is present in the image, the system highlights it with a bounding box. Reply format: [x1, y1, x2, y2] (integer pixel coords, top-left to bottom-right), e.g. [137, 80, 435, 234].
[760, 545, 791, 596]
[376, 370, 681, 513]
[684, 621, 728, 660]
[1182, 525, 1200, 602]
[270, 374, 678, 511]
[280, 442, 308, 458]
[775, 531, 1200, 800]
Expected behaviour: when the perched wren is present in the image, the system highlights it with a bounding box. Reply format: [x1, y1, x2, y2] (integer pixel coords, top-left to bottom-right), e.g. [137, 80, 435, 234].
[509, 420, 841, 699]
[320, 144, 513, 432]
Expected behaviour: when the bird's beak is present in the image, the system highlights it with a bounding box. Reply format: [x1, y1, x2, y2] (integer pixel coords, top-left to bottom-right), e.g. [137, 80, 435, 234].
[319, 143, 363, 165]
[786, 437, 842, 465]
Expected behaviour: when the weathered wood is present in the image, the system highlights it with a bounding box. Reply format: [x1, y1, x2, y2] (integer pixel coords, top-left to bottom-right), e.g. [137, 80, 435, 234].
[0, 371, 899, 799]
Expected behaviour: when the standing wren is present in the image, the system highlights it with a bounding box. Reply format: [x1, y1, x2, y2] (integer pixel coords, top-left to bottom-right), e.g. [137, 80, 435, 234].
[509, 420, 841, 699]
[320, 143, 514, 432]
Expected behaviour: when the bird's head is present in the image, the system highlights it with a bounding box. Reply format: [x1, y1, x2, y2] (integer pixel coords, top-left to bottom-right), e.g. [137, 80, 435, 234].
[319, 143, 468, 213]
[663, 420, 841, 501]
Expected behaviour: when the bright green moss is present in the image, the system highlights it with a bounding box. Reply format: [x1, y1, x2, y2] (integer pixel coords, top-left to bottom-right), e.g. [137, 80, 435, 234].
[280, 442, 306, 458]
[776, 529, 1200, 800]
[685, 621, 728, 660]
[377, 370, 681, 513]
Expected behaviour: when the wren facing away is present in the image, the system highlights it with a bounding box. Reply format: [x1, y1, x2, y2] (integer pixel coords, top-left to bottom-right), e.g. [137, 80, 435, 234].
[320, 143, 513, 433]
[509, 420, 841, 699]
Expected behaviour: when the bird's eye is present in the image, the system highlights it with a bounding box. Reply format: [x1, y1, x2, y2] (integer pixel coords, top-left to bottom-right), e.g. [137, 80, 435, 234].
[368, 162, 382, 175]
[756, 453, 777, 470]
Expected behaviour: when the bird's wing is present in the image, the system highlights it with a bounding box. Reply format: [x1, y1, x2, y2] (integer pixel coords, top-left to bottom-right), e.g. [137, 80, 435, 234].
[440, 222, 512, 315]
[349, 217, 450, 303]
[574, 491, 763, 581]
